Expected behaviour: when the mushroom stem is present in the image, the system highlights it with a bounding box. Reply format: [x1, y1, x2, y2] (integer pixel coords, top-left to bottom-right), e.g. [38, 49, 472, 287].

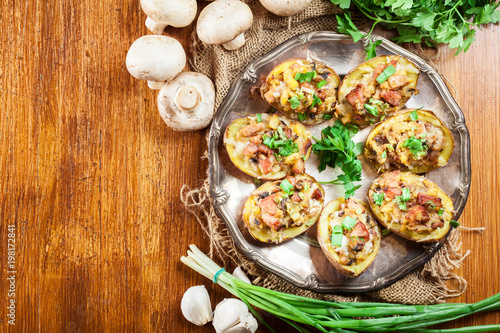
[176, 86, 201, 111]
[222, 33, 246, 51]
[145, 16, 168, 35]
[147, 80, 165, 90]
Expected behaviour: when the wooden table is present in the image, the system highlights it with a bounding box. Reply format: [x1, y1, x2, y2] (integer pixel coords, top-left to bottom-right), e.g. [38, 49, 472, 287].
[0, 1, 499, 332]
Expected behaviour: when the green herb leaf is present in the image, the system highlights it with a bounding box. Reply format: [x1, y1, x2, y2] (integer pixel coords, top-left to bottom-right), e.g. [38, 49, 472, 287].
[280, 179, 294, 194]
[317, 80, 328, 89]
[410, 110, 419, 121]
[256, 113, 262, 122]
[311, 94, 323, 108]
[336, 13, 364, 43]
[342, 216, 357, 230]
[288, 96, 300, 109]
[366, 39, 382, 60]
[376, 65, 396, 84]
[323, 114, 333, 120]
[298, 112, 307, 121]
[364, 103, 379, 116]
[373, 192, 385, 205]
[295, 71, 317, 83]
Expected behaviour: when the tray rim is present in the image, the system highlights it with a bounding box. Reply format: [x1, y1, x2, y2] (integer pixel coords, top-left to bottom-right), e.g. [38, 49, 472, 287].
[208, 31, 471, 293]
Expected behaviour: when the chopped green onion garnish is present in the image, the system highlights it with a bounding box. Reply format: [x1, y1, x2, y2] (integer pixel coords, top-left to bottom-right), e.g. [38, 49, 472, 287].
[298, 112, 307, 121]
[332, 225, 343, 234]
[280, 179, 294, 194]
[451, 219, 460, 227]
[403, 136, 425, 155]
[323, 114, 333, 120]
[295, 71, 317, 83]
[402, 187, 411, 201]
[311, 94, 323, 108]
[288, 96, 300, 109]
[410, 110, 419, 121]
[317, 79, 328, 88]
[438, 208, 444, 216]
[256, 113, 262, 122]
[331, 232, 343, 247]
[398, 201, 407, 211]
[364, 103, 379, 116]
[356, 208, 362, 215]
[381, 150, 387, 159]
[369, 118, 375, 125]
[373, 192, 385, 205]
[376, 65, 396, 84]
[426, 201, 437, 210]
[387, 145, 394, 152]
[382, 228, 391, 236]
[342, 216, 357, 230]
[302, 155, 307, 161]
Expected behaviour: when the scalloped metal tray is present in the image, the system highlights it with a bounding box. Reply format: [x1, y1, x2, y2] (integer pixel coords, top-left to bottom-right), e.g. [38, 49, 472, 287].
[208, 32, 471, 293]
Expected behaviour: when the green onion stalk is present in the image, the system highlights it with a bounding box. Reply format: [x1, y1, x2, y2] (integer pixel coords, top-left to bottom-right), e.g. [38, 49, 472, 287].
[181, 244, 500, 333]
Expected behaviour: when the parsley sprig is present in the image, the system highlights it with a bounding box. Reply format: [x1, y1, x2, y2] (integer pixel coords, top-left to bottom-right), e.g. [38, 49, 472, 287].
[313, 120, 363, 199]
[332, 0, 500, 58]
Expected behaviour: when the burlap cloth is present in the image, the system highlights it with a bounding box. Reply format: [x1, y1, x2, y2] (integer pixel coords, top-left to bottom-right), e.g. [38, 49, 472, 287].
[183, 0, 470, 305]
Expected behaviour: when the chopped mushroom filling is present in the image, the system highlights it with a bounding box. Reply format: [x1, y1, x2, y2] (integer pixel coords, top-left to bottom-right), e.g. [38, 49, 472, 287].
[368, 118, 446, 171]
[249, 174, 323, 232]
[328, 198, 379, 266]
[234, 114, 312, 176]
[370, 171, 447, 233]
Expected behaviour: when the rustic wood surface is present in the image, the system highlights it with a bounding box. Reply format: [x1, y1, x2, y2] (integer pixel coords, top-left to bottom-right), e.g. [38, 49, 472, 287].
[0, 0, 499, 332]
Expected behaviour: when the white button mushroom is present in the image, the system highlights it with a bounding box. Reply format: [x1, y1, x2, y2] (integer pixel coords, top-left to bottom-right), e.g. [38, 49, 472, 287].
[259, 0, 312, 16]
[157, 72, 215, 131]
[126, 35, 186, 90]
[140, 0, 197, 35]
[196, 0, 254, 51]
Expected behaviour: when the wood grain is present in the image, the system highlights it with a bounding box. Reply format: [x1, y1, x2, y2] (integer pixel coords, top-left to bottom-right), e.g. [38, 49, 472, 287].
[0, 1, 498, 332]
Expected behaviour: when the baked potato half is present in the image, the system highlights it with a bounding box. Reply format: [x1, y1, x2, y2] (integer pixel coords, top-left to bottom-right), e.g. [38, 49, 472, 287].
[224, 114, 313, 180]
[242, 173, 325, 244]
[336, 55, 420, 127]
[367, 171, 454, 242]
[317, 198, 381, 277]
[365, 109, 455, 173]
[259, 58, 340, 125]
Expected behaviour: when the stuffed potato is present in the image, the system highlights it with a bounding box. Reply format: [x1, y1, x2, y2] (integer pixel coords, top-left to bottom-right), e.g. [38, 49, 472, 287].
[224, 114, 313, 180]
[242, 173, 325, 244]
[317, 198, 381, 277]
[259, 58, 340, 125]
[367, 171, 454, 242]
[365, 109, 455, 173]
[336, 55, 420, 127]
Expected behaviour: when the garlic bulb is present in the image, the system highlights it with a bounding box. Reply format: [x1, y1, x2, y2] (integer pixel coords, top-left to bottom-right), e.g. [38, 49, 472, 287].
[232, 266, 252, 285]
[212, 298, 258, 333]
[181, 285, 213, 326]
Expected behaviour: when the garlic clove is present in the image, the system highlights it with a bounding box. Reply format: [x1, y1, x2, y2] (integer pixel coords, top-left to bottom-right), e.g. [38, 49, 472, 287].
[213, 298, 258, 333]
[232, 266, 252, 285]
[181, 285, 213, 326]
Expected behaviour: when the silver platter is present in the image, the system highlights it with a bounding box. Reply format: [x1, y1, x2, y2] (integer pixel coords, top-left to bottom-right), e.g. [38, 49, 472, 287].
[208, 32, 471, 293]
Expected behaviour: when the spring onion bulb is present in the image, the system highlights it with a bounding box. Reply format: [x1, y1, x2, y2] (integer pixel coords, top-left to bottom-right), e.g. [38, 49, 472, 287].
[181, 244, 500, 333]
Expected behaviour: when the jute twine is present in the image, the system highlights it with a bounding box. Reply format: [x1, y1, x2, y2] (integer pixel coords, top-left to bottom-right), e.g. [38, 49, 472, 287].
[184, 0, 471, 305]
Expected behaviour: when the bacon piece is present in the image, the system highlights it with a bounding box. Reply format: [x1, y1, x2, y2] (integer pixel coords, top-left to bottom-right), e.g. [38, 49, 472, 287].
[243, 142, 258, 156]
[372, 64, 388, 79]
[345, 84, 367, 110]
[390, 58, 398, 66]
[351, 221, 370, 239]
[431, 221, 444, 229]
[261, 212, 281, 231]
[284, 127, 293, 139]
[406, 205, 430, 225]
[349, 236, 366, 252]
[381, 89, 402, 106]
[311, 188, 323, 200]
[417, 193, 443, 207]
[239, 123, 265, 137]
[345, 198, 365, 215]
[285, 175, 296, 187]
[258, 144, 273, 156]
[383, 186, 402, 200]
[249, 135, 263, 145]
[258, 194, 279, 215]
[378, 170, 400, 187]
[292, 158, 305, 174]
[426, 150, 440, 164]
[387, 75, 408, 89]
[291, 193, 302, 202]
[258, 156, 273, 174]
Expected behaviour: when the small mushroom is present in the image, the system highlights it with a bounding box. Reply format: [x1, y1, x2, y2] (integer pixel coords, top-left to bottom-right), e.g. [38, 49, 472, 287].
[259, 0, 312, 16]
[157, 72, 215, 131]
[140, 0, 197, 35]
[126, 35, 186, 89]
[197, 0, 253, 51]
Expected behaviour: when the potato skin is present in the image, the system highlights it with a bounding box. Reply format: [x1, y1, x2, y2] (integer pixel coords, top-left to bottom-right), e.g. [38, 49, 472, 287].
[259, 58, 340, 125]
[224, 114, 313, 180]
[242, 173, 324, 244]
[364, 109, 455, 173]
[335, 55, 419, 128]
[317, 198, 381, 277]
[367, 171, 453, 242]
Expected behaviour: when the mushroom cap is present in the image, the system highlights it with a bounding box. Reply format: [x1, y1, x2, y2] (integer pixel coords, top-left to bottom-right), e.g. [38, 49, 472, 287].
[140, 0, 197, 28]
[197, 0, 253, 46]
[126, 35, 186, 83]
[158, 72, 215, 131]
[259, 0, 312, 16]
